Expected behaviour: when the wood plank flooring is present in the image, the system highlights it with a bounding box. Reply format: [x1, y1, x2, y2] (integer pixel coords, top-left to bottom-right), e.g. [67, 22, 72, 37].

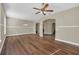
[1, 34, 79, 55]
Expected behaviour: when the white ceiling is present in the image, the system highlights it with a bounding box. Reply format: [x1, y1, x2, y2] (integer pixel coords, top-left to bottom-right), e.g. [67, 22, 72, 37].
[3, 3, 79, 21]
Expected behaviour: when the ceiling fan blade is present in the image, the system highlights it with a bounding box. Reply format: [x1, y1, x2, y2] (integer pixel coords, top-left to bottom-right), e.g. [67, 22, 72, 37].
[33, 7, 40, 10]
[45, 10, 54, 12]
[42, 3, 49, 10]
[35, 12, 40, 14]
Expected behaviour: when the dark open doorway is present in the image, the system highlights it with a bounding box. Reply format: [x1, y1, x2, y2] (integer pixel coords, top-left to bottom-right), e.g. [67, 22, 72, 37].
[36, 23, 40, 35]
[52, 23, 55, 35]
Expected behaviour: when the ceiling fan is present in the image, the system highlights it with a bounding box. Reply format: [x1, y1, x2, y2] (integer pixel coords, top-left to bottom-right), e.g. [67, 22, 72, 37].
[33, 3, 54, 15]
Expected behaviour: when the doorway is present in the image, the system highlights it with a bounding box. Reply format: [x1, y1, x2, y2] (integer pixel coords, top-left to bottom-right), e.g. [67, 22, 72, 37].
[36, 23, 40, 35]
[43, 19, 55, 39]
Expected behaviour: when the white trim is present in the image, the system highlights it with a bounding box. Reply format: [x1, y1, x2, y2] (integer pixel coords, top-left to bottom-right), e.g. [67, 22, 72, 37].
[7, 26, 34, 28]
[0, 35, 6, 54]
[57, 26, 79, 28]
[55, 39, 79, 46]
[7, 33, 35, 36]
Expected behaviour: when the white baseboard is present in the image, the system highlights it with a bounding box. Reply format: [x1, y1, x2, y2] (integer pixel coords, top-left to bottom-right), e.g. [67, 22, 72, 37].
[55, 39, 79, 46]
[0, 35, 6, 54]
[7, 33, 36, 36]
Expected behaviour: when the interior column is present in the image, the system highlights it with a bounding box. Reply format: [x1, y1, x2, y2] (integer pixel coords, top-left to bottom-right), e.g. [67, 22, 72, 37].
[39, 21, 43, 37]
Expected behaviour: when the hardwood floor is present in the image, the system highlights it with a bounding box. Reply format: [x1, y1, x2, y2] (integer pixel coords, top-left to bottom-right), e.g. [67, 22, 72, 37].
[1, 34, 79, 55]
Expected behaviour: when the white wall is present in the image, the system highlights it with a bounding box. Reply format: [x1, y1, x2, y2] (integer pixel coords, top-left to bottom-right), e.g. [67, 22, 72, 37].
[0, 4, 1, 43]
[0, 3, 6, 53]
[6, 17, 36, 36]
[53, 6, 79, 44]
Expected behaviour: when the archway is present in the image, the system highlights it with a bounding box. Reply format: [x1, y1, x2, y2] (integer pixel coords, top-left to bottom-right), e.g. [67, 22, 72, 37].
[43, 19, 56, 39]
